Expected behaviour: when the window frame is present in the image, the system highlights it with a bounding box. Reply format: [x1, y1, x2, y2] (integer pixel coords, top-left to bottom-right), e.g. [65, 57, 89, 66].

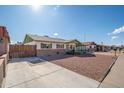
[41, 43, 52, 49]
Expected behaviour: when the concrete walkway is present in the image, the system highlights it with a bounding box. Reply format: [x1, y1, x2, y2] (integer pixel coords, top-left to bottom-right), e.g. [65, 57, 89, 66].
[5, 57, 99, 88]
[99, 53, 124, 88]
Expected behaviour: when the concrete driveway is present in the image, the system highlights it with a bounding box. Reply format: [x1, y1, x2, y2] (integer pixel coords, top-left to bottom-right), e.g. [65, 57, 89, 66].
[5, 57, 100, 88]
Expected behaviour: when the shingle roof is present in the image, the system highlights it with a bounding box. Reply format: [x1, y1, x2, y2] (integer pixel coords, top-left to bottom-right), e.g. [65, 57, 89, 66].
[28, 34, 70, 43]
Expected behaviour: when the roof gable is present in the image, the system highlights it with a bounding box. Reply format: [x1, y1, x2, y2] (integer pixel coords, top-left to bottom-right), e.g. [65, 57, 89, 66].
[66, 39, 82, 46]
[23, 34, 33, 43]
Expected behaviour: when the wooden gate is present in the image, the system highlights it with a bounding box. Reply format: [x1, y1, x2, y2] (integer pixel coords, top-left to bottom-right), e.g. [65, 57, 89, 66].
[9, 45, 36, 58]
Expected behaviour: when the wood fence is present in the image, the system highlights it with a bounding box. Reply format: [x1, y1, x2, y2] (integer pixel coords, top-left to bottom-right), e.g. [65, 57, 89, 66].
[9, 45, 36, 58]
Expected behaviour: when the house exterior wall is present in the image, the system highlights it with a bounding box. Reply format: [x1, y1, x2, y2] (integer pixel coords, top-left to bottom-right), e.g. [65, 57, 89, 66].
[67, 43, 76, 50]
[91, 45, 96, 48]
[24, 41, 69, 56]
[96, 45, 111, 52]
[85, 45, 97, 52]
[24, 40, 74, 56]
[25, 41, 67, 50]
[64, 44, 66, 49]
[37, 49, 68, 57]
[0, 26, 9, 87]
[52, 43, 56, 49]
[36, 42, 41, 49]
[52, 43, 65, 49]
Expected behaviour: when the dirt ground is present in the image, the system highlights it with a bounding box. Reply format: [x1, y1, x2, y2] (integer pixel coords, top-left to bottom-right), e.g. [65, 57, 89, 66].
[40, 54, 116, 82]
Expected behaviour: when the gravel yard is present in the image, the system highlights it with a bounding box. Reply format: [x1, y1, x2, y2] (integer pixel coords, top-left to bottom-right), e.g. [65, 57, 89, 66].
[40, 54, 116, 82]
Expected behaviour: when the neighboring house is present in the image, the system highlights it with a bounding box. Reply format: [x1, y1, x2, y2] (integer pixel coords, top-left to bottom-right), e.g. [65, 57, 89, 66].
[23, 34, 81, 56]
[96, 44, 111, 52]
[0, 26, 10, 87]
[0, 26, 10, 56]
[82, 42, 97, 52]
[82, 42, 112, 52]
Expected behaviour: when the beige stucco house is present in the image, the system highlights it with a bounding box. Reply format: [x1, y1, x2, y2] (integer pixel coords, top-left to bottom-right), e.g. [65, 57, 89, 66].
[23, 34, 81, 56]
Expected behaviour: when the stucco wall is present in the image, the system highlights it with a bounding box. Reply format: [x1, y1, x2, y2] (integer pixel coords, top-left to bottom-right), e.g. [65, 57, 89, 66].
[1, 54, 8, 77]
[52, 43, 56, 49]
[24, 41, 70, 57]
[0, 54, 8, 88]
[64, 44, 66, 49]
[24, 40, 81, 51]
[85, 45, 97, 51]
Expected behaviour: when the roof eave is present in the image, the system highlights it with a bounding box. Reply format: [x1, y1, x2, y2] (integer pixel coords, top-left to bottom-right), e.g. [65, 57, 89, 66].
[34, 40, 67, 43]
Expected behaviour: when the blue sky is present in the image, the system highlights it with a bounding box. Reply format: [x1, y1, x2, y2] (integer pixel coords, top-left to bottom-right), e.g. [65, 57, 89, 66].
[0, 5, 124, 45]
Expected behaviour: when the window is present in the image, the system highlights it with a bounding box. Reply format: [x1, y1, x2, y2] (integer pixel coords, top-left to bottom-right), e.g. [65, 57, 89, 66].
[94, 46, 96, 48]
[41, 43, 52, 49]
[66, 45, 69, 49]
[70, 45, 73, 49]
[56, 44, 64, 48]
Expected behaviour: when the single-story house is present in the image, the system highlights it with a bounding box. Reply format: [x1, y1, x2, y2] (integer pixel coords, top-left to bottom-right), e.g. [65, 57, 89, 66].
[82, 42, 97, 52]
[23, 34, 82, 56]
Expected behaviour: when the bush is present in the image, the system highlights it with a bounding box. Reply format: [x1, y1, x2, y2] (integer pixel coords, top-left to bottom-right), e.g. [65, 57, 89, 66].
[66, 50, 74, 55]
[66, 50, 87, 55]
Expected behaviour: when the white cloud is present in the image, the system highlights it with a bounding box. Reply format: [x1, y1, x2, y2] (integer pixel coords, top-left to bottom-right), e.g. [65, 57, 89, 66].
[53, 33, 58, 36]
[111, 36, 119, 40]
[112, 26, 124, 34]
[109, 26, 124, 35]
